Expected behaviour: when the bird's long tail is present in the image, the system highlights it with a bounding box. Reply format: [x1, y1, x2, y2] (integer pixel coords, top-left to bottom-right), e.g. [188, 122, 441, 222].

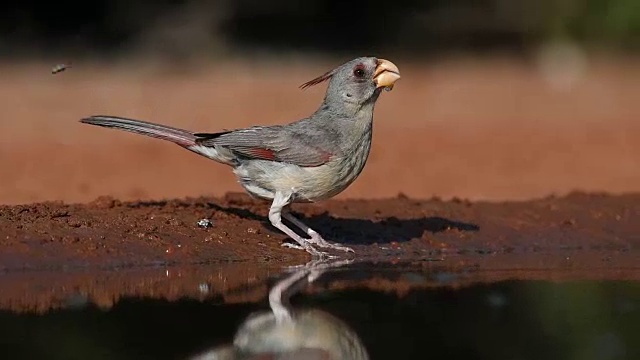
[80, 115, 197, 147]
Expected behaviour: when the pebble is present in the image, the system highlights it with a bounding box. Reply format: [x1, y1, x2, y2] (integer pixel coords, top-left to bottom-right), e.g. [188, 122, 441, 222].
[197, 219, 213, 228]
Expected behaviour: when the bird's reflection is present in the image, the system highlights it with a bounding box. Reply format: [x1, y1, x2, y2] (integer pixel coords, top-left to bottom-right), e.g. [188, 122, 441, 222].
[190, 259, 369, 360]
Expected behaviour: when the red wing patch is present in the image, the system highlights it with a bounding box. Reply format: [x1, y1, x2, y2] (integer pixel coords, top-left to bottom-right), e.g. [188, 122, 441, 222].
[320, 150, 333, 163]
[244, 147, 277, 160]
[236, 146, 334, 166]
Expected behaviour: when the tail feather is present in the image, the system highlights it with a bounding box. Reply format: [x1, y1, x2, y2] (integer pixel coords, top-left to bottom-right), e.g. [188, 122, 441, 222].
[80, 115, 196, 147]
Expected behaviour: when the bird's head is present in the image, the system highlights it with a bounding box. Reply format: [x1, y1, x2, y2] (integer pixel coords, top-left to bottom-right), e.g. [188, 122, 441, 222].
[301, 57, 401, 112]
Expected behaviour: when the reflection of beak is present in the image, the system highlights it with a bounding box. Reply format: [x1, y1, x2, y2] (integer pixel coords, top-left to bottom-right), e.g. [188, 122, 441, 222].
[373, 59, 401, 90]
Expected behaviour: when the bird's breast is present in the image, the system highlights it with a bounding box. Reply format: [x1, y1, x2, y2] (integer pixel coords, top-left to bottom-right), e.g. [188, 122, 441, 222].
[299, 126, 373, 201]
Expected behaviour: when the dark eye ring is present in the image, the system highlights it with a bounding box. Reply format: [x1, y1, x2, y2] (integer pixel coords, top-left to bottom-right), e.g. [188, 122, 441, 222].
[353, 68, 365, 77]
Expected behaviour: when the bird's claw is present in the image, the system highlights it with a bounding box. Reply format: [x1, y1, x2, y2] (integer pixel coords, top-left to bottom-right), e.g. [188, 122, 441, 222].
[307, 248, 334, 259]
[329, 244, 355, 253]
[281, 242, 305, 250]
[308, 235, 354, 253]
[280, 242, 334, 259]
[284, 257, 353, 274]
[316, 251, 338, 259]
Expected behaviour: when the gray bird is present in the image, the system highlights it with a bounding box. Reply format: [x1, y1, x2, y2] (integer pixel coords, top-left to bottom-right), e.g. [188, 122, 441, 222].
[80, 57, 401, 257]
[191, 259, 367, 360]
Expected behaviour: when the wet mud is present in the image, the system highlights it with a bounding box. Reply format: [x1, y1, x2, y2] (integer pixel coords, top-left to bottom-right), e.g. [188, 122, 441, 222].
[1, 191, 638, 312]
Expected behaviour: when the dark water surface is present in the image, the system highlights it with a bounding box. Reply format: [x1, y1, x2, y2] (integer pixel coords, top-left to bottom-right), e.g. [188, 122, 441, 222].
[0, 260, 638, 360]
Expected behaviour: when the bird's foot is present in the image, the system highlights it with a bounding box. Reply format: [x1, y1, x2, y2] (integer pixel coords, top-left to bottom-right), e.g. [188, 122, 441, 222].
[280, 242, 305, 250]
[280, 242, 335, 259]
[308, 232, 355, 253]
[284, 258, 353, 275]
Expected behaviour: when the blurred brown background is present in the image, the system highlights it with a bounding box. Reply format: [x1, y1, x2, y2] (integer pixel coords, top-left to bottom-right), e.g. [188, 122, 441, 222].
[0, 0, 639, 204]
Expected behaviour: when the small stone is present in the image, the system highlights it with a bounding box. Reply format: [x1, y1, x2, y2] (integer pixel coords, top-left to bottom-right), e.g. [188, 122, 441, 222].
[90, 196, 119, 209]
[67, 219, 82, 228]
[197, 218, 213, 228]
[50, 210, 70, 219]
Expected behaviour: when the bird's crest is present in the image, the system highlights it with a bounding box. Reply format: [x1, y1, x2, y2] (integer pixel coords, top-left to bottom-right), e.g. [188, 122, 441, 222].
[299, 69, 335, 90]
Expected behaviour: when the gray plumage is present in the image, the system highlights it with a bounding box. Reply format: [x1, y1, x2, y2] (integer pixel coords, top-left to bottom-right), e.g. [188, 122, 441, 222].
[80, 56, 400, 257]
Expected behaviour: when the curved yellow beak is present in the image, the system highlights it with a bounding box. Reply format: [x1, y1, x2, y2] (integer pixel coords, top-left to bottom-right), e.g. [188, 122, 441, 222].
[373, 59, 401, 90]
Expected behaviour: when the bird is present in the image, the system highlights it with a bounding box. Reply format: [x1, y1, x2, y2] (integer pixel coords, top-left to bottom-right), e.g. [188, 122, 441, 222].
[191, 259, 368, 360]
[80, 56, 401, 258]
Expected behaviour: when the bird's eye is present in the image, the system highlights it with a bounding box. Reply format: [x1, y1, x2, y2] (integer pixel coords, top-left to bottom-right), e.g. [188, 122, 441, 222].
[353, 67, 365, 78]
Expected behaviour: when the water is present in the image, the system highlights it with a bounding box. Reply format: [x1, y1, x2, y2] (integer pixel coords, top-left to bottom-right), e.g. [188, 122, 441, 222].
[0, 260, 638, 360]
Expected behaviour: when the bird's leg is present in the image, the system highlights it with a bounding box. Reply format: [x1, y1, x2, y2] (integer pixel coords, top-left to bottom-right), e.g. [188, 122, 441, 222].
[282, 210, 354, 253]
[306, 258, 354, 282]
[269, 191, 328, 258]
[268, 264, 309, 324]
[270, 258, 354, 324]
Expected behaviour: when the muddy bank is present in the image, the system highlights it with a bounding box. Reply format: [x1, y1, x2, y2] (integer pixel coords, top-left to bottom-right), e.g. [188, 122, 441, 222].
[0, 192, 638, 312]
[1, 191, 638, 269]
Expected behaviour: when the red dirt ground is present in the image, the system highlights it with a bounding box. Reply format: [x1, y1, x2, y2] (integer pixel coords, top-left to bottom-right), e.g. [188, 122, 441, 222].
[0, 56, 639, 313]
[1, 192, 638, 312]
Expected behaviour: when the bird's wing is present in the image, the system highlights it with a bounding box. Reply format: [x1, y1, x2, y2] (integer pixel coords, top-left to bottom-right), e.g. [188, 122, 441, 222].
[194, 126, 337, 167]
